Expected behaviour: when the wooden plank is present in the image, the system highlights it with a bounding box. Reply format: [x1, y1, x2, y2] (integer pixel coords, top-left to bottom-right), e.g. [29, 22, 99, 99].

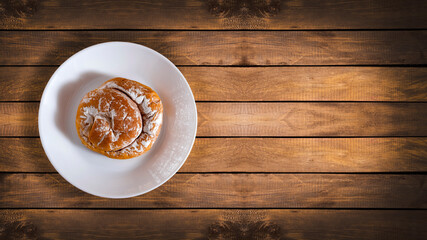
[2, 138, 427, 173]
[0, 138, 49, 172]
[0, 67, 51, 102]
[0, 210, 426, 240]
[0, 103, 37, 137]
[2, 67, 427, 101]
[1, 0, 426, 30]
[1, 173, 425, 208]
[1, 31, 426, 65]
[197, 102, 427, 136]
[183, 138, 427, 172]
[2, 102, 427, 137]
[185, 67, 427, 101]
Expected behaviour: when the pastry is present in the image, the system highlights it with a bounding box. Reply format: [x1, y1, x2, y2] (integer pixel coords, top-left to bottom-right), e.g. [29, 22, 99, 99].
[76, 77, 163, 159]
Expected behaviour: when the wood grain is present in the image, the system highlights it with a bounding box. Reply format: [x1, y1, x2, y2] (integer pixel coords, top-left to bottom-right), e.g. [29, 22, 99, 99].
[1, 210, 426, 239]
[0, 103, 37, 136]
[1, 31, 426, 65]
[2, 102, 426, 137]
[185, 67, 427, 101]
[1, 173, 426, 208]
[197, 102, 427, 136]
[2, 67, 427, 101]
[183, 138, 427, 172]
[0, 67, 51, 101]
[1, 138, 427, 173]
[1, 0, 426, 30]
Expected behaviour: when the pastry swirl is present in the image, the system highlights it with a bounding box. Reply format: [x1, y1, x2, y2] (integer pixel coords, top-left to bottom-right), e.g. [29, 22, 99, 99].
[76, 77, 163, 159]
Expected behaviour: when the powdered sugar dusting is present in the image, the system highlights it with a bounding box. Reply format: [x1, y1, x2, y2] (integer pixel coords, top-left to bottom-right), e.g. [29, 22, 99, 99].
[101, 82, 156, 123]
[77, 88, 144, 152]
[101, 81, 160, 137]
[78, 78, 162, 158]
[112, 132, 121, 142]
[81, 106, 98, 130]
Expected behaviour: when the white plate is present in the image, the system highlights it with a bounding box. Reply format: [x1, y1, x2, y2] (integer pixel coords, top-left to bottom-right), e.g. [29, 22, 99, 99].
[38, 42, 197, 198]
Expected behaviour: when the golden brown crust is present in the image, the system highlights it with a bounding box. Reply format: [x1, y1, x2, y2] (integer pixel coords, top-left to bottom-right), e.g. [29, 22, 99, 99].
[76, 77, 163, 159]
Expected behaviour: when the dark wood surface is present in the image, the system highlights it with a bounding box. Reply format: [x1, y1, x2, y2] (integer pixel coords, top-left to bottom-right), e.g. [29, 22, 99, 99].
[2, 67, 427, 102]
[2, 138, 427, 173]
[1, 210, 426, 239]
[2, 31, 426, 65]
[1, 0, 426, 30]
[1, 0, 426, 239]
[1, 173, 426, 208]
[1, 102, 427, 137]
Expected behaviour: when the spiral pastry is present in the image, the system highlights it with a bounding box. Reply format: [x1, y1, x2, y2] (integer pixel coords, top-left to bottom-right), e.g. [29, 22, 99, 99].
[76, 77, 163, 159]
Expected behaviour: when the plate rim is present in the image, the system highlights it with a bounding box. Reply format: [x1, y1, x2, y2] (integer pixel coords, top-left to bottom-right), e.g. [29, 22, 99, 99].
[38, 41, 198, 198]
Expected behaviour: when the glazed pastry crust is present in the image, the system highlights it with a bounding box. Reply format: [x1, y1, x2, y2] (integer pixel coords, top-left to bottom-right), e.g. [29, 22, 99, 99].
[76, 77, 163, 159]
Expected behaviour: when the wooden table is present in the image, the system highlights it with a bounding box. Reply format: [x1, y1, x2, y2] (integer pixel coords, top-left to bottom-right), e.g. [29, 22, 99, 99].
[1, 0, 427, 239]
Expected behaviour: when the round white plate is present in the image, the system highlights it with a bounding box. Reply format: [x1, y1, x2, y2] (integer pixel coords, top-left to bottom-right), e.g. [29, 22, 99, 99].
[38, 42, 197, 198]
